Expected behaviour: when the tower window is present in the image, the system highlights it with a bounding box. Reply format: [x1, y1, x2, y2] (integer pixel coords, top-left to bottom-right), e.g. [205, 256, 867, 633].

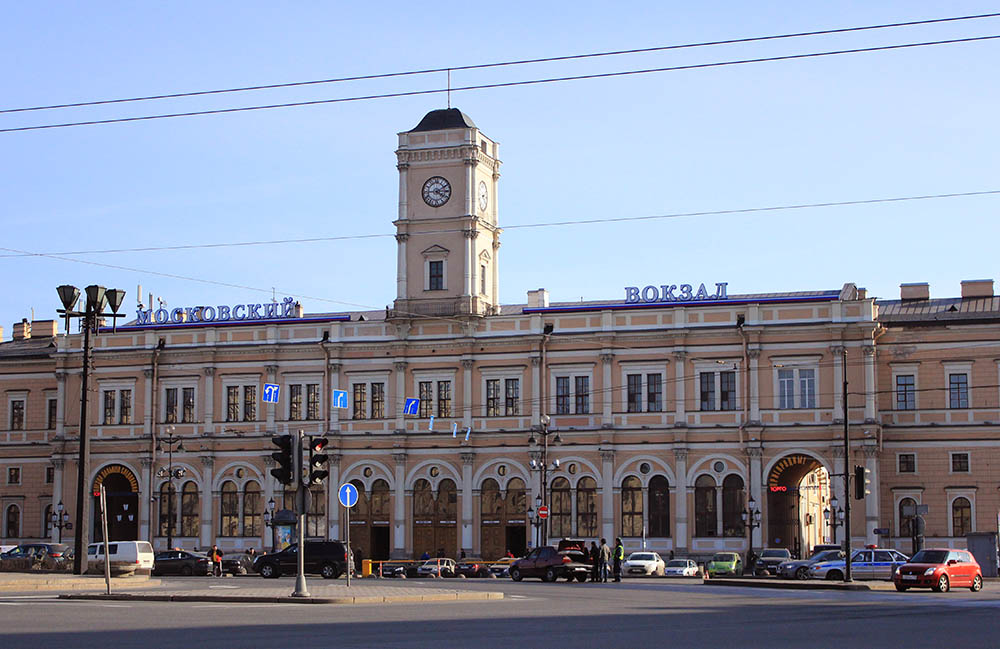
[429, 261, 444, 290]
[480, 265, 487, 295]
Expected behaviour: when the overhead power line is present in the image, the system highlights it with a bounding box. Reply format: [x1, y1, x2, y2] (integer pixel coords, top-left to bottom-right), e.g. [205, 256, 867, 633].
[2, 34, 998, 134]
[3, 12, 998, 116]
[2, 188, 996, 259]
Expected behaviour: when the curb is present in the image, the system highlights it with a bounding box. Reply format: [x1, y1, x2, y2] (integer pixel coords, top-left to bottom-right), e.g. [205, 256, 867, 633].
[0, 577, 161, 592]
[59, 591, 503, 605]
[702, 578, 872, 591]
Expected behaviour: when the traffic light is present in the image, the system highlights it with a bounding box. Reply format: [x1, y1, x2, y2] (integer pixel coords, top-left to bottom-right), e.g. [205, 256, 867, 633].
[270, 435, 294, 485]
[853, 465, 871, 500]
[305, 436, 330, 486]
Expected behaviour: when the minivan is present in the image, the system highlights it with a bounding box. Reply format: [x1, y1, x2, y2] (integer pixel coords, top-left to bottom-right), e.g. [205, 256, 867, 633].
[87, 541, 155, 571]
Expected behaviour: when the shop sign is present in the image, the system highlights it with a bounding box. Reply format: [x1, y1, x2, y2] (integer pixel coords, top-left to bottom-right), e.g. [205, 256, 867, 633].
[135, 297, 299, 326]
[624, 282, 729, 304]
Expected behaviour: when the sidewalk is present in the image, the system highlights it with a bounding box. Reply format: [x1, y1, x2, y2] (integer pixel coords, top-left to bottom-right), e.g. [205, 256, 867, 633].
[0, 573, 160, 592]
[60, 579, 504, 605]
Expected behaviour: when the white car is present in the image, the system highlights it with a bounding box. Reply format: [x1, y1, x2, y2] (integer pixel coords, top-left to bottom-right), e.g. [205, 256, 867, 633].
[416, 558, 455, 577]
[624, 552, 665, 576]
[662, 559, 699, 577]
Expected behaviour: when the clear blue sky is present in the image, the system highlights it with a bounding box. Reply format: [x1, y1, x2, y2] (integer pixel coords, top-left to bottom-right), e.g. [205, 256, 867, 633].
[2, 1, 998, 333]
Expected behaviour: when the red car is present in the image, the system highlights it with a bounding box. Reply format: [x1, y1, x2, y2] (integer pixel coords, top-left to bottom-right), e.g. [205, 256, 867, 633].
[893, 548, 983, 592]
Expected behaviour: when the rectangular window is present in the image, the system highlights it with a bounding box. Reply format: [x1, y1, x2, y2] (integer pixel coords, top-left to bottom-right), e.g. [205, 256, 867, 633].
[306, 384, 320, 420]
[952, 452, 970, 473]
[700, 371, 736, 411]
[352, 384, 367, 420]
[778, 369, 795, 409]
[777, 367, 816, 409]
[720, 371, 736, 411]
[243, 385, 256, 421]
[799, 369, 816, 408]
[556, 377, 570, 415]
[437, 381, 452, 418]
[418, 382, 433, 418]
[504, 378, 520, 416]
[486, 379, 500, 417]
[119, 390, 132, 425]
[895, 375, 915, 410]
[627, 374, 642, 413]
[429, 260, 444, 290]
[7, 467, 20, 485]
[103, 391, 116, 425]
[949, 374, 969, 409]
[165, 388, 178, 424]
[898, 453, 916, 473]
[700, 372, 716, 411]
[45, 466, 54, 484]
[47, 398, 57, 430]
[371, 383, 385, 419]
[182, 387, 195, 423]
[647, 374, 662, 412]
[480, 265, 487, 294]
[290, 384, 303, 421]
[226, 386, 240, 422]
[9, 399, 24, 430]
[574, 376, 589, 414]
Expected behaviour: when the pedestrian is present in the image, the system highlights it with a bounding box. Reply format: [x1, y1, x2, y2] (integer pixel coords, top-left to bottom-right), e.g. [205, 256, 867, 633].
[460, 549, 467, 560]
[506, 549, 515, 558]
[421, 551, 431, 560]
[613, 538, 624, 582]
[589, 541, 600, 583]
[210, 544, 223, 577]
[599, 538, 611, 583]
[668, 549, 674, 561]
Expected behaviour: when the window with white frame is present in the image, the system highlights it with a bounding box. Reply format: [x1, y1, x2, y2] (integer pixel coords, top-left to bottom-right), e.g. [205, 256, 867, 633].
[897, 453, 916, 473]
[422, 246, 449, 291]
[773, 360, 819, 409]
[482, 368, 524, 417]
[347, 371, 390, 420]
[949, 494, 974, 537]
[621, 364, 666, 413]
[698, 369, 737, 411]
[7, 466, 21, 485]
[413, 370, 456, 420]
[950, 452, 970, 473]
[895, 375, 916, 410]
[552, 366, 593, 415]
[943, 362, 971, 410]
[162, 379, 198, 424]
[222, 377, 258, 423]
[99, 381, 135, 425]
[7, 392, 26, 430]
[286, 376, 323, 421]
[46, 396, 57, 430]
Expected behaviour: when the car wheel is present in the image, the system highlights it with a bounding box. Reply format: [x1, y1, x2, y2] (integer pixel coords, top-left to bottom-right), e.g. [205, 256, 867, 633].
[321, 563, 340, 579]
[895, 584, 908, 592]
[181, 565, 193, 576]
[933, 575, 950, 593]
[795, 567, 809, 581]
[259, 563, 280, 579]
[971, 575, 983, 592]
[576, 573, 588, 582]
[510, 567, 522, 582]
[826, 570, 843, 581]
[544, 568, 557, 583]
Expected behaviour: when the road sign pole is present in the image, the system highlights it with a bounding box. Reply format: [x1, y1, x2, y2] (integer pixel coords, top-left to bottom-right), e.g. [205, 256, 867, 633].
[338, 482, 358, 588]
[292, 430, 310, 598]
[346, 504, 351, 588]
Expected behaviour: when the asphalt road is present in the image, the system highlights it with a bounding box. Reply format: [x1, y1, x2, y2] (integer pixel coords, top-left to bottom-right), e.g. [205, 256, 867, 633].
[3, 576, 999, 649]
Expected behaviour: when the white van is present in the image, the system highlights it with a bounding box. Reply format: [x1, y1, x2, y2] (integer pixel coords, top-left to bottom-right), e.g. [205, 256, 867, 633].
[87, 541, 155, 570]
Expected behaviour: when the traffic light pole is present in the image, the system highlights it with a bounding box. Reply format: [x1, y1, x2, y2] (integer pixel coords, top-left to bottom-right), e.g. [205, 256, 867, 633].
[842, 347, 853, 583]
[292, 430, 310, 598]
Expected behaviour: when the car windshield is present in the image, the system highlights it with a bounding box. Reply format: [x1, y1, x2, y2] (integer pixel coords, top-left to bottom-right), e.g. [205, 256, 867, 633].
[666, 560, 688, 567]
[910, 550, 949, 564]
[761, 550, 789, 558]
[711, 553, 734, 562]
[629, 553, 656, 561]
[422, 560, 440, 566]
[811, 550, 842, 562]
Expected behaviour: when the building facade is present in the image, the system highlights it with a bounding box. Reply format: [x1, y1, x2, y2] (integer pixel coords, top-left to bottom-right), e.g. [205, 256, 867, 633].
[2, 109, 998, 561]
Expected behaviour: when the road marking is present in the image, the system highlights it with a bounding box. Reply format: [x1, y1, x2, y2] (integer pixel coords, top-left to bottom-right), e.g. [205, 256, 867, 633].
[208, 585, 240, 589]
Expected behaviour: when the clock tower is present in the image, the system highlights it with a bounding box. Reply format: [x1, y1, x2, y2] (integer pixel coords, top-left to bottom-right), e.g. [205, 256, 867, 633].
[391, 108, 502, 319]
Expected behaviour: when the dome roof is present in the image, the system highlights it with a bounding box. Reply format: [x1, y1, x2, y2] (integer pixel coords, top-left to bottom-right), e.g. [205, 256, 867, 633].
[408, 108, 477, 132]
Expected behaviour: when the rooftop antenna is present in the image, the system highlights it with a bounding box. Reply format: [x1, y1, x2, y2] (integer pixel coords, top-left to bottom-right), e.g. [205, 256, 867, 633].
[272, 287, 277, 303]
[447, 69, 451, 109]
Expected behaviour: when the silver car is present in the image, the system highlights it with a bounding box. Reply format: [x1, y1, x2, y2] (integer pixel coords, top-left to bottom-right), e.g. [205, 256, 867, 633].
[808, 549, 909, 581]
[776, 549, 843, 580]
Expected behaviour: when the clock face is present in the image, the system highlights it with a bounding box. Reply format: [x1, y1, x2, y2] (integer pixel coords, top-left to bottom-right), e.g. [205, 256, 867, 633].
[422, 176, 451, 207]
[478, 180, 489, 211]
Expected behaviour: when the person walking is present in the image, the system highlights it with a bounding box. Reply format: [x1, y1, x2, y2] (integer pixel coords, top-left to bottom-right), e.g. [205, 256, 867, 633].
[613, 538, 625, 582]
[599, 538, 611, 583]
[589, 541, 600, 582]
[209, 544, 223, 577]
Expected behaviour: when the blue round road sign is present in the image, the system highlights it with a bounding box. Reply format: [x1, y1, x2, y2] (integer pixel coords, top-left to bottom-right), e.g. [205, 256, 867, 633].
[339, 482, 359, 508]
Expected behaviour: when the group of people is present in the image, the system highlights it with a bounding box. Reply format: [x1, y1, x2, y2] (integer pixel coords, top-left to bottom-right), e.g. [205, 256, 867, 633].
[588, 537, 625, 583]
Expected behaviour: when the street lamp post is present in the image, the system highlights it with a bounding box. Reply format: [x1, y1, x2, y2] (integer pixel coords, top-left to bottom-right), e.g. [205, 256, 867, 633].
[263, 498, 276, 552]
[56, 284, 127, 575]
[742, 496, 761, 574]
[51, 501, 72, 543]
[528, 414, 561, 547]
[155, 428, 186, 550]
[824, 499, 844, 545]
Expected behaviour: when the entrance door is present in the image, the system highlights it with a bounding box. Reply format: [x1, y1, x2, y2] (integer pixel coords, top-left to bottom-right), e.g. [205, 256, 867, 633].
[505, 525, 527, 557]
[93, 471, 140, 542]
[371, 526, 390, 560]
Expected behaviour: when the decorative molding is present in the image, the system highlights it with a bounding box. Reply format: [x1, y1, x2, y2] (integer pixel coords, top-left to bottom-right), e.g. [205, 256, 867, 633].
[392, 452, 407, 465]
[862, 445, 880, 459]
[748, 348, 761, 360]
[745, 447, 763, 459]
[203, 367, 215, 377]
[200, 456, 215, 468]
[673, 448, 689, 462]
[141, 370, 153, 379]
[530, 356, 541, 367]
[830, 345, 846, 355]
[862, 345, 876, 357]
[831, 447, 846, 458]
[461, 359, 475, 370]
[263, 457, 274, 467]
[395, 233, 409, 243]
[394, 361, 408, 372]
[51, 458, 65, 468]
[600, 353, 614, 364]
[461, 452, 476, 466]
[140, 458, 153, 468]
[266, 365, 279, 375]
[600, 449, 616, 463]
[329, 363, 342, 373]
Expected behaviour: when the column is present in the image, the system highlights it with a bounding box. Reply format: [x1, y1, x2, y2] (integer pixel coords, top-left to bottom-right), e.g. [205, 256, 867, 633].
[674, 351, 687, 426]
[55, 372, 67, 438]
[397, 162, 408, 221]
[140, 458, 152, 541]
[329, 363, 341, 430]
[864, 444, 880, 545]
[392, 452, 407, 558]
[748, 349, 761, 423]
[492, 238, 501, 308]
[462, 227, 474, 298]
[746, 447, 763, 550]
[461, 452, 475, 555]
[202, 368, 215, 434]
[641, 486, 649, 546]
[600, 449, 615, 541]
[266, 366, 278, 430]
[327, 454, 342, 541]
[673, 448, 689, 554]
[200, 456, 214, 547]
[530, 356, 541, 426]
[394, 361, 407, 432]
[863, 345, 877, 422]
[395, 232, 408, 300]
[831, 346, 844, 422]
[601, 353, 613, 427]
[462, 359, 474, 429]
[142, 369, 153, 440]
[262, 457, 275, 515]
[51, 458, 65, 543]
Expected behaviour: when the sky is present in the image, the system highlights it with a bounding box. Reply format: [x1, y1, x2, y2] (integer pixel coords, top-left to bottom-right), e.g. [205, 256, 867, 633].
[2, 1, 999, 335]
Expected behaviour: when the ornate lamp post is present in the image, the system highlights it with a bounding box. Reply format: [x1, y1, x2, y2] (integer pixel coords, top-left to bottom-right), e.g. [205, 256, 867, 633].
[51, 501, 72, 543]
[824, 496, 844, 545]
[56, 284, 127, 574]
[155, 428, 186, 550]
[263, 498, 276, 552]
[742, 496, 762, 574]
[528, 414, 561, 547]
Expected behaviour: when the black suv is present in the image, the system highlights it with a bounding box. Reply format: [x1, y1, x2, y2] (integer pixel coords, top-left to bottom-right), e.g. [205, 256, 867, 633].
[253, 541, 352, 579]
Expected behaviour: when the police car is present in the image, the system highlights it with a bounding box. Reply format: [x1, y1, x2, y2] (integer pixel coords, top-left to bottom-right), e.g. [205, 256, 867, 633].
[808, 546, 909, 581]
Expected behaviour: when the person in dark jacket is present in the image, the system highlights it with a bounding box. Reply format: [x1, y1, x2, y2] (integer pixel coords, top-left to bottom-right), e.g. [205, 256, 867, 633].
[613, 538, 624, 582]
[589, 541, 600, 582]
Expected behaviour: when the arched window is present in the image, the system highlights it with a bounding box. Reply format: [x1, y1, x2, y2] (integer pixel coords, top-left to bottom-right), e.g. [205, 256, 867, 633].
[43, 504, 53, 538]
[481, 478, 501, 518]
[437, 479, 457, 519]
[243, 481, 261, 537]
[414, 479, 434, 517]
[5, 504, 20, 538]
[899, 498, 916, 537]
[307, 485, 325, 537]
[505, 478, 526, 515]
[694, 475, 717, 537]
[621, 476, 643, 537]
[351, 479, 370, 520]
[550, 477, 571, 538]
[220, 481, 239, 536]
[158, 482, 176, 537]
[648, 475, 670, 537]
[371, 479, 391, 520]
[952, 497, 972, 537]
[576, 477, 597, 537]
[181, 481, 199, 537]
[722, 475, 745, 537]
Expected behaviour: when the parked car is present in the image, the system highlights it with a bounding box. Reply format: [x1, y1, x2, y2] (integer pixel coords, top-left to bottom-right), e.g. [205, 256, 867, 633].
[776, 549, 844, 580]
[509, 546, 590, 582]
[221, 553, 253, 576]
[253, 541, 352, 579]
[87, 541, 154, 572]
[1, 543, 70, 562]
[663, 559, 699, 577]
[489, 557, 517, 578]
[152, 550, 212, 576]
[455, 558, 491, 578]
[893, 548, 983, 592]
[754, 548, 793, 575]
[378, 560, 412, 578]
[706, 552, 742, 577]
[416, 558, 456, 578]
[624, 552, 665, 576]
[808, 548, 909, 581]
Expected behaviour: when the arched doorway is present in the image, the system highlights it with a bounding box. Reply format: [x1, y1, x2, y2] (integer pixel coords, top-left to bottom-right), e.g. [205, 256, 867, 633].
[348, 479, 391, 561]
[766, 454, 829, 558]
[92, 464, 140, 541]
[479, 478, 527, 559]
[412, 479, 458, 559]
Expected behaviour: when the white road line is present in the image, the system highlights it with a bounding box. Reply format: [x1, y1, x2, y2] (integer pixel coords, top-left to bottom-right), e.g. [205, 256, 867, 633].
[208, 585, 240, 589]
